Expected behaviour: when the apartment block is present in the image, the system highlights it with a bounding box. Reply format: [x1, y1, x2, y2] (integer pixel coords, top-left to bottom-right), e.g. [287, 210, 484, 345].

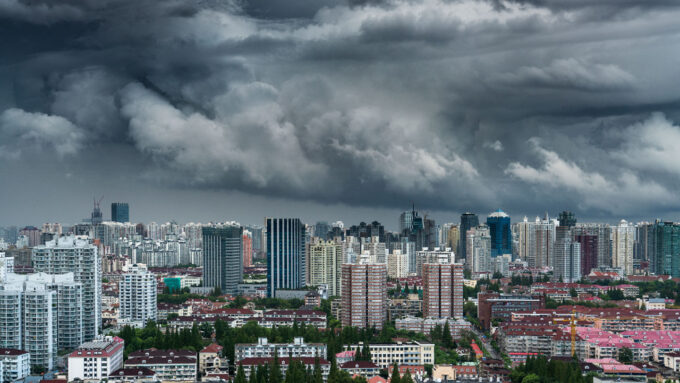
[344, 341, 434, 369]
[235, 337, 327, 363]
[422, 262, 464, 319]
[68, 336, 124, 382]
[341, 262, 387, 330]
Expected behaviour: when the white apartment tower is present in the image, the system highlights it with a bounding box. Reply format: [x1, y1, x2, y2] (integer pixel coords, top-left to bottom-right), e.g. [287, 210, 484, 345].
[467, 227, 491, 275]
[612, 220, 635, 275]
[387, 250, 409, 279]
[32, 236, 101, 341]
[119, 264, 157, 326]
[308, 240, 343, 297]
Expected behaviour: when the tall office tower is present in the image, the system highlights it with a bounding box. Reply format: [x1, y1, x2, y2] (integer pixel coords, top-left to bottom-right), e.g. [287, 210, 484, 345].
[467, 226, 491, 274]
[447, 225, 460, 255]
[314, 222, 331, 241]
[534, 215, 556, 268]
[635, 222, 651, 269]
[308, 240, 343, 297]
[245, 225, 265, 259]
[111, 203, 130, 223]
[341, 261, 387, 329]
[486, 210, 511, 257]
[387, 250, 409, 279]
[32, 236, 100, 342]
[459, 213, 479, 261]
[119, 264, 157, 325]
[399, 208, 417, 234]
[243, 230, 253, 268]
[558, 211, 577, 228]
[612, 220, 635, 276]
[415, 248, 455, 277]
[572, 224, 612, 268]
[574, 233, 598, 276]
[646, 221, 680, 277]
[202, 223, 243, 295]
[517, 217, 537, 267]
[266, 218, 306, 298]
[553, 239, 581, 282]
[18, 227, 41, 248]
[422, 262, 464, 319]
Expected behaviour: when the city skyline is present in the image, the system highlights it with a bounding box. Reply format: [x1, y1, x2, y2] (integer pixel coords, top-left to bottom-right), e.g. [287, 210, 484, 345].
[2, 1, 680, 226]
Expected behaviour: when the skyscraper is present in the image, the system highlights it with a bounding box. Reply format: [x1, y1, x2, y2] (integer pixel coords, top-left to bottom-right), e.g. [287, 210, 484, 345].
[517, 217, 537, 267]
[32, 236, 100, 342]
[553, 239, 581, 282]
[242, 230, 253, 268]
[486, 210, 511, 257]
[535, 215, 556, 268]
[119, 264, 157, 326]
[572, 224, 612, 269]
[422, 262, 464, 319]
[459, 213, 479, 261]
[467, 226, 491, 275]
[646, 221, 680, 277]
[202, 223, 243, 295]
[574, 233, 598, 276]
[111, 202, 130, 223]
[341, 261, 387, 329]
[266, 218, 306, 298]
[308, 240, 343, 297]
[612, 220, 635, 276]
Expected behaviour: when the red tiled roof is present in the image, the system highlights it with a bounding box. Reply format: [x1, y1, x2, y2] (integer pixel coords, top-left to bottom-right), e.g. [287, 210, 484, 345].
[239, 357, 330, 366]
[201, 344, 223, 354]
[340, 361, 379, 369]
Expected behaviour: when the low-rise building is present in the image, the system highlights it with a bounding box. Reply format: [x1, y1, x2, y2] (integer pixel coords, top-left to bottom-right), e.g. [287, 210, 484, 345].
[235, 337, 326, 363]
[238, 357, 330, 381]
[339, 361, 380, 378]
[109, 367, 159, 383]
[663, 352, 680, 372]
[125, 349, 197, 382]
[343, 341, 434, 369]
[67, 336, 125, 382]
[395, 316, 470, 339]
[0, 349, 30, 382]
[199, 344, 227, 375]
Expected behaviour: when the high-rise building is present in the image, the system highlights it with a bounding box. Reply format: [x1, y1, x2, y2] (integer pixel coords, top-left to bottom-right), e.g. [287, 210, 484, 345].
[119, 264, 157, 326]
[517, 217, 537, 267]
[314, 222, 331, 241]
[202, 224, 243, 295]
[111, 203, 130, 223]
[32, 236, 100, 342]
[553, 239, 581, 282]
[486, 210, 511, 257]
[243, 230, 253, 268]
[446, 225, 460, 254]
[535, 215, 556, 268]
[572, 224, 612, 269]
[387, 250, 409, 279]
[266, 218, 306, 298]
[341, 261, 387, 329]
[415, 248, 455, 277]
[645, 221, 680, 277]
[467, 226, 491, 275]
[612, 220, 635, 276]
[18, 227, 40, 248]
[459, 213, 479, 261]
[422, 262, 464, 319]
[574, 233, 598, 276]
[558, 211, 577, 228]
[308, 240, 343, 297]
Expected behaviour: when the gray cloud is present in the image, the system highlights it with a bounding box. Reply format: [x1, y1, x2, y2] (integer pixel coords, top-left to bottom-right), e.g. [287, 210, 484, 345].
[2, 0, 680, 223]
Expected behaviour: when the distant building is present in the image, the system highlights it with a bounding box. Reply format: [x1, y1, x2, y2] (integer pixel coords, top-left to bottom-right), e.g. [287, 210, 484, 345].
[467, 226, 491, 275]
[459, 213, 479, 261]
[477, 292, 545, 329]
[242, 230, 253, 268]
[612, 220, 635, 276]
[343, 342, 435, 369]
[111, 203, 130, 223]
[341, 261, 387, 330]
[68, 336, 124, 382]
[18, 227, 41, 248]
[235, 337, 326, 363]
[308, 240, 343, 297]
[553, 238, 581, 283]
[387, 250, 409, 279]
[487, 210, 512, 257]
[266, 218, 306, 297]
[422, 262, 464, 319]
[238, 357, 330, 382]
[119, 264, 157, 327]
[202, 223, 243, 295]
[125, 349, 197, 383]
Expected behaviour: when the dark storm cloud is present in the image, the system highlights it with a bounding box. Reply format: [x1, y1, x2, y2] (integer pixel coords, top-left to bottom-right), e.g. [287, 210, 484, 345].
[2, 0, 680, 223]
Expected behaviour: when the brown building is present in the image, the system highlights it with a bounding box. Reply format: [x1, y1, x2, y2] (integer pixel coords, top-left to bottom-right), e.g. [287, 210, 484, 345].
[341, 263, 387, 329]
[422, 263, 464, 319]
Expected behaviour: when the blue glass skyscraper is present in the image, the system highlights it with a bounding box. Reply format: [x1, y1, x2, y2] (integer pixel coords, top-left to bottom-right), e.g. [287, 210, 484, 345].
[487, 210, 512, 257]
[266, 218, 306, 297]
[111, 202, 129, 222]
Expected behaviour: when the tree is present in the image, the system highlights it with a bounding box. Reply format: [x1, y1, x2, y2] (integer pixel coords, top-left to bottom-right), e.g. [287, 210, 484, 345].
[607, 289, 625, 301]
[361, 343, 371, 361]
[442, 321, 454, 349]
[313, 357, 324, 383]
[570, 288, 578, 298]
[401, 369, 414, 383]
[270, 355, 283, 383]
[618, 347, 633, 364]
[521, 373, 540, 383]
[390, 364, 401, 383]
[234, 364, 247, 383]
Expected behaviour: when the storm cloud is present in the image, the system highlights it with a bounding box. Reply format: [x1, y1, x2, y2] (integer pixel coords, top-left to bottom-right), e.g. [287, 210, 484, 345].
[2, 0, 680, 224]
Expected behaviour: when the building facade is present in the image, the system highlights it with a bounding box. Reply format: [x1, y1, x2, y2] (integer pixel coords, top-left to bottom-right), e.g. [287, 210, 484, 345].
[202, 223, 243, 295]
[266, 218, 306, 297]
[459, 213, 479, 261]
[422, 263, 464, 319]
[341, 262, 387, 329]
[111, 203, 130, 223]
[487, 210, 512, 257]
[308, 240, 343, 297]
[67, 336, 124, 382]
[119, 264, 157, 326]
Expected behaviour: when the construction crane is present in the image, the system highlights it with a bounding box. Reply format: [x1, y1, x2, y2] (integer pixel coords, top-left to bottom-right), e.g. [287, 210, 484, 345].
[570, 308, 576, 357]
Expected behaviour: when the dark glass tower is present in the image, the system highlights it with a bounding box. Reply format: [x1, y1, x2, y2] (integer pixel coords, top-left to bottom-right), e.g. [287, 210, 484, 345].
[202, 224, 243, 295]
[486, 210, 512, 257]
[266, 218, 306, 297]
[111, 202, 130, 223]
[459, 212, 479, 260]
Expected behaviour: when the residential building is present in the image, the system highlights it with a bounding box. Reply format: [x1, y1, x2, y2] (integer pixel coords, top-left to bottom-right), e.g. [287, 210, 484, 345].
[32, 236, 101, 342]
[235, 337, 326, 363]
[308, 240, 343, 297]
[395, 316, 471, 339]
[344, 342, 435, 369]
[266, 218, 306, 297]
[0, 349, 30, 382]
[415, 248, 455, 277]
[202, 223, 243, 295]
[119, 264, 157, 327]
[125, 349, 197, 382]
[242, 230, 253, 268]
[535, 215, 556, 268]
[108, 367, 158, 383]
[341, 261, 387, 330]
[477, 292, 545, 329]
[459, 213, 479, 261]
[517, 217, 537, 267]
[612, 220, 635, 276]
[238, 357, 330, 382]
[340, 361, 380, 378]
[68, 336, 124, 382]
[387, 250, 409, 279]
[573, 224, 612, 270]
[111, 203, 130, 223]
[467, 226, 491, 275]
[199, 344, 226, 375]
[487, 210, 512, 257]
[447, 225, 460, 254]
[422, 262, 464, 319]
[553, 238, 581, 283]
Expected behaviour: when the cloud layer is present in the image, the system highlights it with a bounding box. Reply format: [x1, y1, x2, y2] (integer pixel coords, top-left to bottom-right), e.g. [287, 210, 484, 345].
[2, 0, 680, 221]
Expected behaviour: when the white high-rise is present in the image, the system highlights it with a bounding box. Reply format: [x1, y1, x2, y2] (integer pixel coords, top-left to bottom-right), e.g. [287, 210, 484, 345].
[308, 240, 343, 297]
[387, 250, 409, 279]
[517, 217, 537, 267]
[119, 264, 157, 326]
[553, 239, 581, 283]
[32, 236, 101, 342]
[415, 248, 455, 276]
[467, 227, 491, 275]
[534, 215, 556, 268]
[612, 220, 635, 275]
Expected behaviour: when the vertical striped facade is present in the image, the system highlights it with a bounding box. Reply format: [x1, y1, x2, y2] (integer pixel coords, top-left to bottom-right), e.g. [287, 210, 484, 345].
[266, 218, 306, 297]
[422, 263, 464, 319]
[202, 224, 243, 295]
[341, 263, 387, 329]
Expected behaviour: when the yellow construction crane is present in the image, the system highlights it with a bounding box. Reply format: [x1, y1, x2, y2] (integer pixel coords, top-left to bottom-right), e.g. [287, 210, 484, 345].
[570, 309, 576, 357]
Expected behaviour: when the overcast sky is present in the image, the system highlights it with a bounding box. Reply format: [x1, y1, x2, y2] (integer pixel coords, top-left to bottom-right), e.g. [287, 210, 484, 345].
[1, 0, 680, 228]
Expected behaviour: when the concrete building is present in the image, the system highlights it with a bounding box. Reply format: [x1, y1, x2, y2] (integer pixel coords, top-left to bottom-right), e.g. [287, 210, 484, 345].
[235, 337, 327, 363]
[395, 316, 471, 339]
[266, 218, 306, 298]
[199, 343, 226, 375]
[202, 223, 243, 295]
[341, 261, 387, 330]
[242, 230, 253, 268]
[111, 203, 130, 223]
[344, 341, 435, 369]
[119, 264, 157, 327]
[238, 357, 330, 382]
[308, 240, 343, 297]
[415, 248, 455, 277]
[0, 349, 30, 382]
[125, 349, 197, 383]
[467, 226, 491, 275]
[422, 262, 464, 319]
[387, 250, 409, 279]
[32, 236, 101, 342]
[459, 213, 479, 261]
[68, 336, 124, 382]
[612, 220, 635, 276]
[553, 239, 581, 283]
[477, 292, 545, 330]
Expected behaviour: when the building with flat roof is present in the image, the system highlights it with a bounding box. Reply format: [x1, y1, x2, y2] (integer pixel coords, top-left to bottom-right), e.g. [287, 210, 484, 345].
[235, 337, 326, 363]
[68, 336, 124, 382]
[341, 261, 387, 330]
[343, 341, 435, 369]
[0, 349, 30, 382]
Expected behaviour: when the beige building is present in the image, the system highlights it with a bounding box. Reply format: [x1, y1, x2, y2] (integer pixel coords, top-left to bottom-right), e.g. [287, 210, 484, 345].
[199, 344, 226, 375]
[309, 240, 343, 296]
[344, 341, 434, 369]
[387, 250, 409, 279]
[612, 220, 635, 275]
